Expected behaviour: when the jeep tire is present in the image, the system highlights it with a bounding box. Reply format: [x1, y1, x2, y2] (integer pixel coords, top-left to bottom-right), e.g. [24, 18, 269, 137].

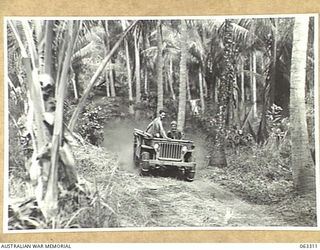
[185, 171, 195, 182]
[140, 151, 150, 176]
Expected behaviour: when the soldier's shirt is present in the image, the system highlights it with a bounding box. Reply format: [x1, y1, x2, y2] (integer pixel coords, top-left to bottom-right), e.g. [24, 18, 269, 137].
[146, 117, 166, 137]
[167, 130, 183, 140]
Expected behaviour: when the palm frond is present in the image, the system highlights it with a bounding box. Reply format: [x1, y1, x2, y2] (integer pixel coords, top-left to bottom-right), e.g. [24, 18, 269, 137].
[8, 20, 28, 58]
[72, 41, 96, 64]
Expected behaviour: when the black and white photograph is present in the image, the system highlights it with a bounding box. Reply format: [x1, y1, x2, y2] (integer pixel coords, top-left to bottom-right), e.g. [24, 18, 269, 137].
[4, 14, 319, 231]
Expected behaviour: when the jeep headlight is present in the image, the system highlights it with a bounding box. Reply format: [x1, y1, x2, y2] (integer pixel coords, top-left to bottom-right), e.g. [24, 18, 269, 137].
[182, 146, 188, 153]
[154, 143, 159, 150]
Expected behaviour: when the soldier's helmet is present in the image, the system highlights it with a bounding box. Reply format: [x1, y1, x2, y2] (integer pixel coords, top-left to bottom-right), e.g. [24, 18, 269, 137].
[171, 121, 177, 126]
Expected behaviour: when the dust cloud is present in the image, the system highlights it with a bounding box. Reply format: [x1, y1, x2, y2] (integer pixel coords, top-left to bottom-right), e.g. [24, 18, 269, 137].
[102, 119, 149, 173]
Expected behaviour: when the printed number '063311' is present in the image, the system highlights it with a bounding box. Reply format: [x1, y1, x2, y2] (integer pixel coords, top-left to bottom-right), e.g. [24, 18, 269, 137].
[300, 244, 318, 248]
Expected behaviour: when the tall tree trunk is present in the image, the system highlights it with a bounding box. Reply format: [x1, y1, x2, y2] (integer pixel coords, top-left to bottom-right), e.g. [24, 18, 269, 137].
[186, 73, 191, 101]
[69, 21, 137, 131]
[168, 57, 176, 100]
[203, 74, 208, 98]
[165, 72, 169, 94]
[270, 19, 278, 106]
[249, 53, 253, 104]
[122, 20, 134, 115]
[144, 69, 148, 94]
[103, 21, 116, 97]
[105, 71, 110, 97]
[214, 77, 219, 104]
[199, 68, 205, 114]
[177, 20, 187, 132]
[212, 19, 234, 168]
[134, 26, 141, 103]
[233, 75, 241, 126]
[102, 32, 110, 97]
[240, 60, 245, 122]
[156, 20, 164, 114]
[257, 39, 272, 144]
[142, 28, 149, 95]
[290, 16, 315, 194]
[252, 52, 257, 118]
[109, 61, 116, 97]
[240, 60, 245, 104]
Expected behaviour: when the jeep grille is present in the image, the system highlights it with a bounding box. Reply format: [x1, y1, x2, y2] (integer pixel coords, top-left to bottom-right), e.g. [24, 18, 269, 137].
[158, 143, 182, 160]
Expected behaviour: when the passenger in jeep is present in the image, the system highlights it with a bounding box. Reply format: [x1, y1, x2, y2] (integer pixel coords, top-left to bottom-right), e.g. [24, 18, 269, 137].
[167, 121, 183, 140]
[146, 110, 168, 139]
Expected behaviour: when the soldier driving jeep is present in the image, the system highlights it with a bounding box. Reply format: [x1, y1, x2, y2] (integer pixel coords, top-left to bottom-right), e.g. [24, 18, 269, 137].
[167, 121, 183, 140]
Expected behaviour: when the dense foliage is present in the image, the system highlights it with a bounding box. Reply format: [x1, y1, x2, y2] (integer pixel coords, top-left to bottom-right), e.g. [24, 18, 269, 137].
[7, 16, 317, 228]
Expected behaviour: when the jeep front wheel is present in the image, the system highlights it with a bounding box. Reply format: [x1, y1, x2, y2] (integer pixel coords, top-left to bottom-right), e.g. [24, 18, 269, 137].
[185, 171, 195, 182]
[140, 151, 150, 176]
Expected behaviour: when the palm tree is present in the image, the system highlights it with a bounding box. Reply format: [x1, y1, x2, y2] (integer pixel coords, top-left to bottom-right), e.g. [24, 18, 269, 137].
[289, 16, 315, 194]
[121, 20, 134, 115]
[177, 20, 188, 131]
[134, 25, 141, 104]
[211, 18, 234, 168]
[251, 51, 257, 118]
[156, 20, 164, 114]
[167, 57, 176, 100]
[102, 20, 116, 97]
[198, 68, 205, 114]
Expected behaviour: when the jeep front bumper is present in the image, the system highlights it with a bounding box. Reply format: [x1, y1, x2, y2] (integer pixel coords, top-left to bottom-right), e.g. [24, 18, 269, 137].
[143, 159, 196, 171]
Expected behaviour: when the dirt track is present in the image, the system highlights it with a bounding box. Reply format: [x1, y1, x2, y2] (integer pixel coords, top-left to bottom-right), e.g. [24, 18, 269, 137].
[102, 119, 284, 227]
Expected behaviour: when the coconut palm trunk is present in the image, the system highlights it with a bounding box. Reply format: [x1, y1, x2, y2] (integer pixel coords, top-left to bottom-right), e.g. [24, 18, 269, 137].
[270, 18, 278, 106]
[168, 57, 176, 100]
[144, 69, 148, 94]
[252, 51, 257, 118]
[186, 73, 191, 101]
[289, 16, 315, 194]
[240, 60, 245, 104]
[156, 20, 164, 114]
[240, 59, 245, 122]
[104, 21, 116, 97]
[122, 20, 134, 115]
[214, 77, 219, 103]
[257, 50, 270, 144]
[177, 19, 188, 132]
[102, 20, 116, 97]
[105, 71, 110, 97]
[211, 18, 233, 168]
[203, 73, 208, 98]
[143, 31, 149, 95]
[199, 68, 205, 114]
[134, 26, 141, 103]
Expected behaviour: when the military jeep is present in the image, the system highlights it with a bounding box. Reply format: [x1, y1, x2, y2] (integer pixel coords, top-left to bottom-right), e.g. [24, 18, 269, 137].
[133, 128, 196, 181]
